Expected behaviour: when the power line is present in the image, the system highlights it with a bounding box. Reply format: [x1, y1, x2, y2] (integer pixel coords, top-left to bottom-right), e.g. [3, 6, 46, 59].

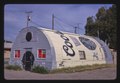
[54, 15, 84, 34]
[55, 19, 66, 31]
[24, 12, 46, 28]
[74, 23, 83, 34]
[30, 20, 47, 28]
[54, 15, 75, 28]
[24, 12, 83, 34]
[25, 11, 49, 28]
[55, 16, 75, 33]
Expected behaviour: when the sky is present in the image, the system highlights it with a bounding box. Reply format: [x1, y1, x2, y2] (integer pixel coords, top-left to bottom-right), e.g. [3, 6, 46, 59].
[4, 4, 112, 42]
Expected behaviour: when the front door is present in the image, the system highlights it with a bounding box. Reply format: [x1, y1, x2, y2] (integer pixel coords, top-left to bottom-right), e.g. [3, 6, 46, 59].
[22, 51, 34, 71]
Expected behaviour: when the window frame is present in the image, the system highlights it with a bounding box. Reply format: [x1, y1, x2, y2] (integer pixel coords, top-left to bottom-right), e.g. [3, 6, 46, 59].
[79, 51, 86, 60]
[26, 32, 33, 42]
[69, 36, 81, 46]
[14, 50, 20, 59]
[79, 37, 96, 50]
[37, 49, 46, 59]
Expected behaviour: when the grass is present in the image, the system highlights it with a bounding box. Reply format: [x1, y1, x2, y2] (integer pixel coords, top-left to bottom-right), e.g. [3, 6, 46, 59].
[5, 64, 116, 74]
[49, 64, 116, 74]
[31, 66, 49, 74]
[5, 65, 22, 71]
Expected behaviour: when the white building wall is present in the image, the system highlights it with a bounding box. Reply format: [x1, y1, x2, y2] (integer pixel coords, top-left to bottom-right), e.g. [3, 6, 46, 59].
[9, 27, 54, 70]
[10, 26, 110, 70]
[42, 29, 106, 69]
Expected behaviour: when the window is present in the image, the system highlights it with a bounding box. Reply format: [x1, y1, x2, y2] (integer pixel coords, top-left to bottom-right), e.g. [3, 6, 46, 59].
[14, 50, 20, 58]
[70, 36, 80, 46]
[26, 32, 32, 41]
[79, 51, 86, 60]
[79, 37, 96, 50]
[37, 49, 46, 59]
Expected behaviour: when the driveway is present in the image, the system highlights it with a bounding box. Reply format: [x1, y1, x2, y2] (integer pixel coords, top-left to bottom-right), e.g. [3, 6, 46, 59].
[4, 67, 116, 80]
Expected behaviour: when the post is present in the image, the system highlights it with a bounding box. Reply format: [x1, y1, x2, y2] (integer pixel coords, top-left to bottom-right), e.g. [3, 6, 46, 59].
[77, 23, 80, 34]
[25, 11, 32, 28]
[27, 15, 29, 27]
[74, 27, 77, 34]
[52, 14, 54, 30]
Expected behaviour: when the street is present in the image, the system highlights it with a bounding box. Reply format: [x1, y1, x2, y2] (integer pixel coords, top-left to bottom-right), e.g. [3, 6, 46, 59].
[4, 67, 116, 80]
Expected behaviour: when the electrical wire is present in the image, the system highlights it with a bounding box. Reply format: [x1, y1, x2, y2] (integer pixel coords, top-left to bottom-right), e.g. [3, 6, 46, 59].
[54, 15, 84, 34]
[55, 19, 66, 31]
[54, 15, 75, 28]
[55, 17, 74, 33]
[30, 20, 47, 28]
[28, 14, 83, 34]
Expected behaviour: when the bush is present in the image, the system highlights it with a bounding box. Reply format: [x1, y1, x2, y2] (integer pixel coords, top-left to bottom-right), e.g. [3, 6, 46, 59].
[5, 65, 22, 71]
[32, 66, 49, 74]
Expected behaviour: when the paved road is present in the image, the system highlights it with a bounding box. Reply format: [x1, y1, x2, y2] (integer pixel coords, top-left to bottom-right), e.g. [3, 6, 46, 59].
[4, 67, 116, 80]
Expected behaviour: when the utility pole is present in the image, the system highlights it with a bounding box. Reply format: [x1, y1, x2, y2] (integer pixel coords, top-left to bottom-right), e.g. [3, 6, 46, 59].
[74, 27, 77, 34]
[52, 14, 54, 30]
[77, 23, 81, 34]
[25, 11, 32, 27]
[74, 23, 82, 34]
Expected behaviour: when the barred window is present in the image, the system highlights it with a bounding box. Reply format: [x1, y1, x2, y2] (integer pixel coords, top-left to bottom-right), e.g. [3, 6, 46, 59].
[79, 37, 96, 50]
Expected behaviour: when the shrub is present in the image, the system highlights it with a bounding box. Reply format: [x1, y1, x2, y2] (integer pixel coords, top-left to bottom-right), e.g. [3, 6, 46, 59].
[5, 65, 22, 71]
[32, 66, 49, 74]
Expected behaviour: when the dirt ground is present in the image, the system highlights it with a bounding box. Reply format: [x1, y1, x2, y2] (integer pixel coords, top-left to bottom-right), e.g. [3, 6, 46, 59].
[4, 66, 117, 80]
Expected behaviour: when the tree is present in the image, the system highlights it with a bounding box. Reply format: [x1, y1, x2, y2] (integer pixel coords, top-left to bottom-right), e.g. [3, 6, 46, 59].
[85, 16, 97, 36]
[85, 4, 117, 50]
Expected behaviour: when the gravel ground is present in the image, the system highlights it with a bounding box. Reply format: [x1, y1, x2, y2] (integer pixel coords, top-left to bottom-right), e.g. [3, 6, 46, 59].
[4, 67, 116, 80]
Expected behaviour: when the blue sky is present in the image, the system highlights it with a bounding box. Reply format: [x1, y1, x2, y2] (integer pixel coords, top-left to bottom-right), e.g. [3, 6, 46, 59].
[4, 4, 112, 42]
